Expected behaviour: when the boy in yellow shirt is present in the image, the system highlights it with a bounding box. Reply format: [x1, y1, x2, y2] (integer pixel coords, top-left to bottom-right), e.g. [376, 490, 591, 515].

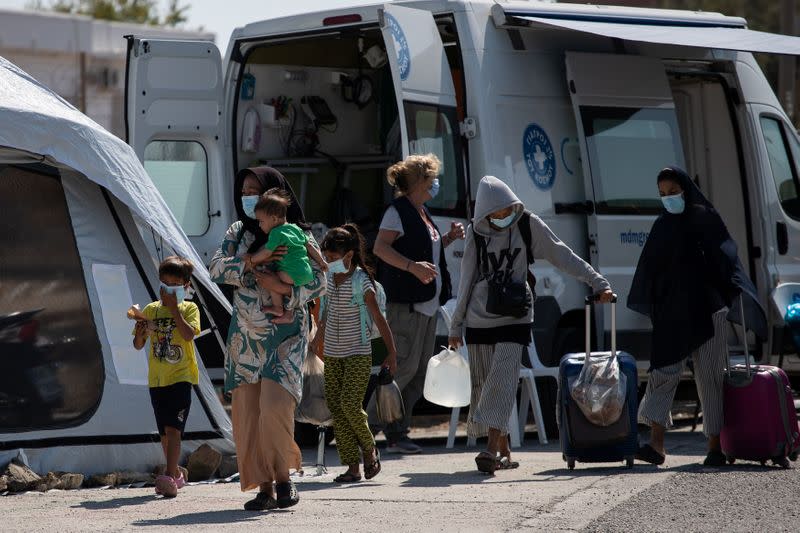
[132, 256, 201, 498]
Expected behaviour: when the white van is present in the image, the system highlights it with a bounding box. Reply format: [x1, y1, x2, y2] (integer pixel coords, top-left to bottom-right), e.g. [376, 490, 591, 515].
[123, 0, 800, 428]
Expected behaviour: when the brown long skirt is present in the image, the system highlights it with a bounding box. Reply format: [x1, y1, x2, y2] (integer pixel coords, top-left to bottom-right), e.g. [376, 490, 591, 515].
[231, 379, 302, 492]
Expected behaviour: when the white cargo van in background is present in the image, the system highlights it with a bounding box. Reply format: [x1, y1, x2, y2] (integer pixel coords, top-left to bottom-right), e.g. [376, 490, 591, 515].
[124, 1, 800, 435]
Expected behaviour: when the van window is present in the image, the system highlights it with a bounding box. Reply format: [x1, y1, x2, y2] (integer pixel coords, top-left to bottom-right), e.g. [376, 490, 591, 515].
[143, 141, 210, 236]
[404, 102, 466, 216]
[580, 107, 684, 214]
[760, 117, 800, 219]
[0, 166, 104, 431]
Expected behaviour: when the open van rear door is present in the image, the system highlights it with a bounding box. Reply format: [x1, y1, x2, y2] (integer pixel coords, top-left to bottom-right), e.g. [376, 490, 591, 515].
[565, 52, 686, 352]
[124, 37, 227, 262]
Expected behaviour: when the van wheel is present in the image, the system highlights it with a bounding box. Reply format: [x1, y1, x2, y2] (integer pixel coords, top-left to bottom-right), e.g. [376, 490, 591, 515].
[567, 458, 576, 470]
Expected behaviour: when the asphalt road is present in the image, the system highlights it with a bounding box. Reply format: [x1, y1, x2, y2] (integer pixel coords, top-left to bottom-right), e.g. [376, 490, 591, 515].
[3, 426, 797, 532]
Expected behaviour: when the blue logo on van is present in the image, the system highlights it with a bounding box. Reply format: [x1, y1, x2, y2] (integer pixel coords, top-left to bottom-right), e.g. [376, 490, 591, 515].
[523, 124, 556, 191]
[386, 13, 410, 81]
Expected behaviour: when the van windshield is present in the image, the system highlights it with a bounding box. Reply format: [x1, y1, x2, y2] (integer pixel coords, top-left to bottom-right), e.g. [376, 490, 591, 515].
[580, 106, 685, 214]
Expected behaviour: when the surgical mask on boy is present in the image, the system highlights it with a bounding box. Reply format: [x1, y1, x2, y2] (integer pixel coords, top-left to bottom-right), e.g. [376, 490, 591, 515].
[490, 212, 516, 229]
[661, 193, 685, 214]
[241, 195, 259, 219]
[328, 259, 348, 274]
[429, 178, 440, 199]
[160, 282, 186, 302]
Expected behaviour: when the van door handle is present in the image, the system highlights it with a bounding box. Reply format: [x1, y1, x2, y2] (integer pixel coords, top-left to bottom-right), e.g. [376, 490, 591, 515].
[554, 201, 595, 215]
[777, 221, 789, 255]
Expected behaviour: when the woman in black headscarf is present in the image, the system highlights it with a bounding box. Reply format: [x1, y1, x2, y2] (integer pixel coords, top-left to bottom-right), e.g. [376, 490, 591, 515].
[209, 167, 326, 511]
[628, 166, 766, 467]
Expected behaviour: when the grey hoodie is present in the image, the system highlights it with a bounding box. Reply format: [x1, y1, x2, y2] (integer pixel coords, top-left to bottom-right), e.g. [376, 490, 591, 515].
[449, 176, 611, 339]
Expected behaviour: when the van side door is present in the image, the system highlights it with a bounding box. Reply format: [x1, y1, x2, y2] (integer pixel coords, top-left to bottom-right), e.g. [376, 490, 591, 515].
[379, 4, 469, 288]
[565, 52, 687, 355]
[124, 37, 227, 262]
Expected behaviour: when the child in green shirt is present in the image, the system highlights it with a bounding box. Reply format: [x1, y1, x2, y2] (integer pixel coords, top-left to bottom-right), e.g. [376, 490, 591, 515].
[249, 188, 327, 323]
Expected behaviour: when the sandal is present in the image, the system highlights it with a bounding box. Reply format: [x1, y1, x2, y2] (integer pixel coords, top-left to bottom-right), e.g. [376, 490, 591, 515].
[364, 449, 381, 480]
[333, 471, 362, 483]
[475, 452, 497, 474]
[497, 456, 520, 470]
[635, 444, 666, 465]
[275, 480, 299, 509]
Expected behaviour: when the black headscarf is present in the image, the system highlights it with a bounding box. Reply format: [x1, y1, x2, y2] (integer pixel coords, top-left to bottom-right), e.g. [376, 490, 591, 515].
[627, 166, 767, 369]
[233, 166, 309, 254]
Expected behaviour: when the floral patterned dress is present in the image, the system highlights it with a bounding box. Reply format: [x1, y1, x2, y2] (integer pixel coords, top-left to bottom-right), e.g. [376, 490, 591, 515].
[209, 221, 326, 403]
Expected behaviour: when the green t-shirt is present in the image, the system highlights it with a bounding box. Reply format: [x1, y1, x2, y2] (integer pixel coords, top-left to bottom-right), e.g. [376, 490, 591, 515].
[266, 223, 314, 286]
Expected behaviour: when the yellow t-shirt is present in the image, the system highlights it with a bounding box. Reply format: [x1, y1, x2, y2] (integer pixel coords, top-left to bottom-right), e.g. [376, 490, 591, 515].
[133, 301, 201, 388]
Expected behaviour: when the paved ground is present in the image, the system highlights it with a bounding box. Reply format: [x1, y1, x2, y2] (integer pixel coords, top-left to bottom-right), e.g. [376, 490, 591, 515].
[4, 424, 797, 532]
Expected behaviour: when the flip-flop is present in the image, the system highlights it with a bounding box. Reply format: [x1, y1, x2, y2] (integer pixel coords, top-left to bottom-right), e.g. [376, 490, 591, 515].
[364, 449, 381, 480]
[334, 471, 362, 483]
[496, 456, 520, 470]
[636, 444, 666, 465]
[475, 452, 497, 474]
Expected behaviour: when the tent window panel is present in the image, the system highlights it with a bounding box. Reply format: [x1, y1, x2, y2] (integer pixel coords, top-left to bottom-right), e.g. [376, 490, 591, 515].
[580, 106, 685, 214]
[144, 141, 210, 236]
[404, 101, 466, 217]
[0, 166, 104, 431]
[760, 116, 800, 220]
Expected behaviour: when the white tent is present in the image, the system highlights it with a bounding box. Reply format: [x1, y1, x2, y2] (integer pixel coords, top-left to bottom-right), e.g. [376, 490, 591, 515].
[0, 56, 235, 475]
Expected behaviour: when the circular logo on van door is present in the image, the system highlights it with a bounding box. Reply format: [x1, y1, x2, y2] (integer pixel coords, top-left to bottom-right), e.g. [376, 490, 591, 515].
[523, 123, 556, 191]
[386, 13, 410, 81]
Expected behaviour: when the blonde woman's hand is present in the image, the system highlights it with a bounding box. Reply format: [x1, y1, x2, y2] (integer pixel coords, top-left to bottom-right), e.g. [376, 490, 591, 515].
[409, 261, 437, 284]
[596, 289, 616, 304]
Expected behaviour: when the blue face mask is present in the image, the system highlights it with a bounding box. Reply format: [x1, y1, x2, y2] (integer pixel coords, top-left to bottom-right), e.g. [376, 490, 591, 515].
[159, 282, 185, 302]
[661, 193, 685, 214]
[241, 195, 259, 219]
[429, 178, 440, 199]
[489, 212, 516, 229]
[328, 259, 349, 274]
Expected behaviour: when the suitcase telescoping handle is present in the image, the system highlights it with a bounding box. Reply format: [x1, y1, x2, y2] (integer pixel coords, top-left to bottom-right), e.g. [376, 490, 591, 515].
[726, 294, 750, 376]
[584, 293, 618, 362]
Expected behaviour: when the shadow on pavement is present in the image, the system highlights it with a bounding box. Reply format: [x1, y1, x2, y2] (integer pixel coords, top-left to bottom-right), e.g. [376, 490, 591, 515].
[72, 495, 155, 510]
[398, 470, 539, 487]
[131, 509, 286, 527]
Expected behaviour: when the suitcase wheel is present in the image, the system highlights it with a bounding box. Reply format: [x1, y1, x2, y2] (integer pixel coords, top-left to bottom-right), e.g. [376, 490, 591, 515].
[567, 458, 576, 470]
[760, 460, 767, 467]
[726, 456, 735, 465]
[625, 456, 634, 469]
[789, 451, 798, 462]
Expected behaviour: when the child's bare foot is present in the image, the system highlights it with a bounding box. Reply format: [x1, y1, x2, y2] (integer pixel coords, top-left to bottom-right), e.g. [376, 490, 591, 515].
[262, 305, 284, 318]
[272, 309, 295, 324]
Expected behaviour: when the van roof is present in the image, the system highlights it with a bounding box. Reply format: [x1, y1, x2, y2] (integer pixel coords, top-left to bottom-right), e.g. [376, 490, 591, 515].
[228, 0, 746, 45]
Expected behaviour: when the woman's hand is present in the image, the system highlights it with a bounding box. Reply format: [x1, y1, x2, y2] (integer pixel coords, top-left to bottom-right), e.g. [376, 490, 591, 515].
[448, 336, 463, 350]
[596, 289, 616, 304]
[253, 270, 282, 292]
[444, 222, 466, 247]
[266, 245, 288, 263]
[383, 350, 398, 375]
[409, 261, 437, 284]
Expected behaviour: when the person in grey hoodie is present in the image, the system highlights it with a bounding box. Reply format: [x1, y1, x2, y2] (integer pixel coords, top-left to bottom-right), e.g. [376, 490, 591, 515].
[448, 175, 613, 474]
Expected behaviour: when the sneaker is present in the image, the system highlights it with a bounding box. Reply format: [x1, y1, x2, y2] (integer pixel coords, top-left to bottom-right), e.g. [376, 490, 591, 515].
[244, 491, 277, 511]
[276, 481, 299, 509]
[155, 475, 178, 498]
[386, 438, 422, 454]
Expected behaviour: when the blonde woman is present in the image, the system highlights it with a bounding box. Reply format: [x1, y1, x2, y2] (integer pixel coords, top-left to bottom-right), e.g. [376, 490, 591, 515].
[373, 154, 465, 454]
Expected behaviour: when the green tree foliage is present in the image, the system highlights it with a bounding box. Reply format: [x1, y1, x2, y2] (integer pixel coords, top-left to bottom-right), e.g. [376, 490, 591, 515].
[27, 0, 189, 27]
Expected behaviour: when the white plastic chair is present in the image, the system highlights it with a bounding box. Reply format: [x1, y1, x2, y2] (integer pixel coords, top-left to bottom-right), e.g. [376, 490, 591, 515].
[440, 301, 552, 449]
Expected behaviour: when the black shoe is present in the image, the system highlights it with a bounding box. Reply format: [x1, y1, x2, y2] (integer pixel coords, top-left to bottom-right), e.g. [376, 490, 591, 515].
[635, 444, 666, 466]
[276, 481, 299, 509]
[703, 450, 727, 467]
[244, 491, 277, 511]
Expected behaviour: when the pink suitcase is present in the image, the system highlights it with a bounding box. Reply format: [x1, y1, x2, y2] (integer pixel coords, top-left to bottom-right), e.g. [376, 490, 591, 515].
[720, 297, 800, 467]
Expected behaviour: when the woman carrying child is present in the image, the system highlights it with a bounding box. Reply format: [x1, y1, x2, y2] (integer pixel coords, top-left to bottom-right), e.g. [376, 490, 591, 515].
[209, 166, 326, 511]
[311, 224, 398, 483]
[131, 256, 200, 498]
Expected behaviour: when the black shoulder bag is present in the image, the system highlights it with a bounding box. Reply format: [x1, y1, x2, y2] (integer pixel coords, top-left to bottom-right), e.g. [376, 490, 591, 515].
[474, 211, 535, 318]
